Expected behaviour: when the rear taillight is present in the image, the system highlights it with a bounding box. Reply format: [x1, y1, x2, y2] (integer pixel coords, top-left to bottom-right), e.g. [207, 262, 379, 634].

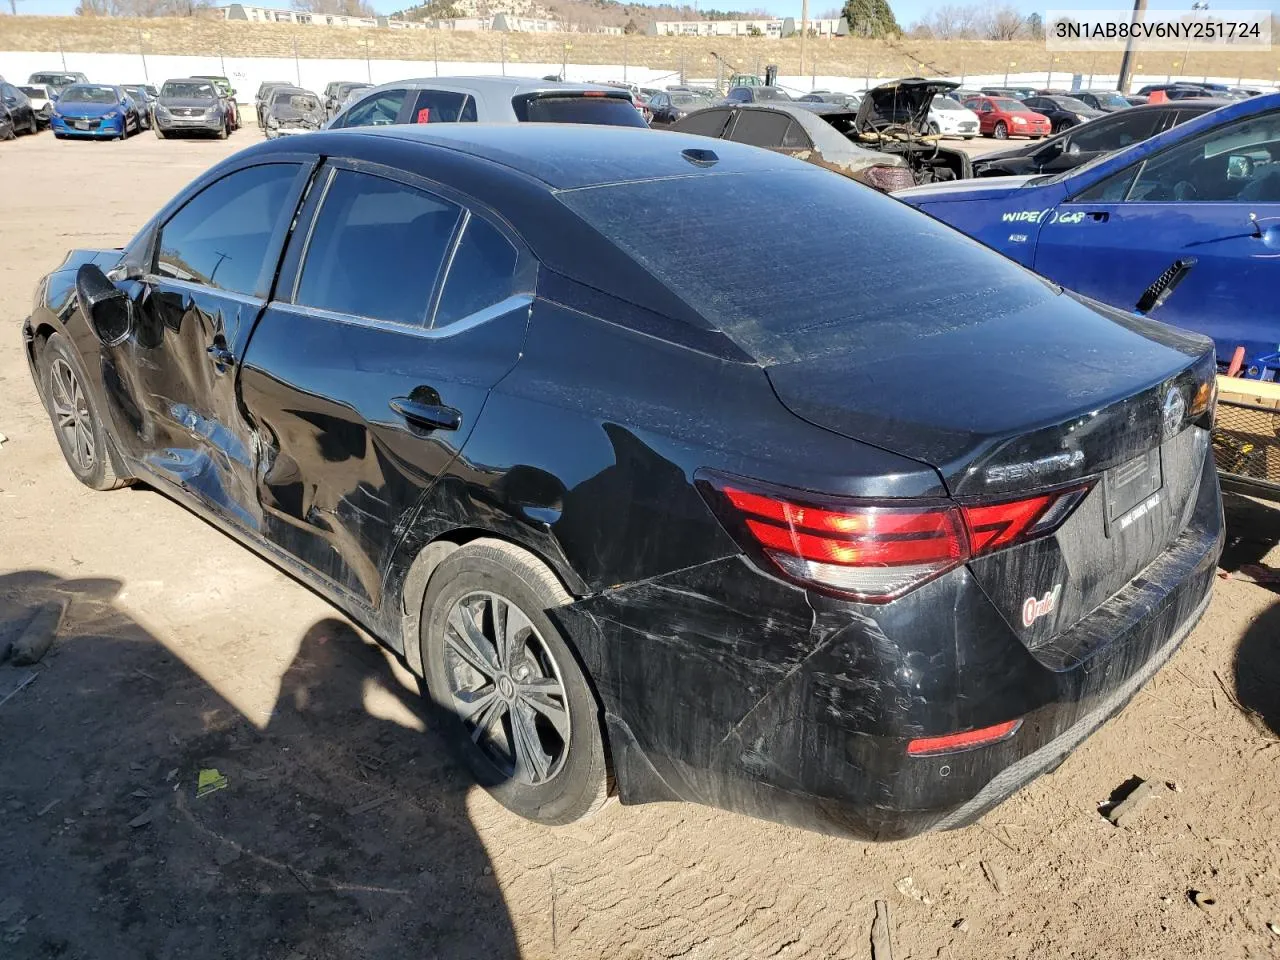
[862, 164, 916, 193]
[698, 472, 1089, 602]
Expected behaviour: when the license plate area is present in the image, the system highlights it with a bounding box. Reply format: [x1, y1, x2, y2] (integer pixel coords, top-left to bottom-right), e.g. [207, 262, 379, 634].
[1104, 447, 1163, 533]
[74, 120, 89, 130]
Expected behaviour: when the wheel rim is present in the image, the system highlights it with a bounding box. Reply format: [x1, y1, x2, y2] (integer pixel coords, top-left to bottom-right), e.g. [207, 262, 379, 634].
[443, 590, 571, 785]
[49, 357, 95, 472]
[995, 123, 1007, 139]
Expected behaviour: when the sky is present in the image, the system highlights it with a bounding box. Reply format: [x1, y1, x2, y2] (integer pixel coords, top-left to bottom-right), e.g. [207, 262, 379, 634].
[8, 0, 1280, 27]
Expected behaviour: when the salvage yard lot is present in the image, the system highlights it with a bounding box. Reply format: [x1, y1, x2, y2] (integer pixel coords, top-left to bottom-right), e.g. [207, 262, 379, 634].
[1, 131, 1279, 960]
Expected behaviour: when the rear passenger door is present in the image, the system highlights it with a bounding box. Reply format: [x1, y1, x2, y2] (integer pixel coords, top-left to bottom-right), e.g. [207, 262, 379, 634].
[238, 160, 535, 609]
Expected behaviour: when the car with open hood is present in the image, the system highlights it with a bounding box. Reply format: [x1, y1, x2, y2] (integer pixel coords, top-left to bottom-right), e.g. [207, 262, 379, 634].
[895, 93, 1280, 380]
[23, 122, 1222, 841]
[263, 86, 325, 137]
[830, 78, 974, 182]
[971, 99, 1225, 177]
[50, 84, 139, 141]
[154, 78, 231, 139]
[670, 101, 919, 191]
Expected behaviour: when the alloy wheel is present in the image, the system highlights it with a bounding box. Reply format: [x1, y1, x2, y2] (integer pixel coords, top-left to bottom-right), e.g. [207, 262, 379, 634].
[49, 357, 95, 472]
[442, 590, 571, 785]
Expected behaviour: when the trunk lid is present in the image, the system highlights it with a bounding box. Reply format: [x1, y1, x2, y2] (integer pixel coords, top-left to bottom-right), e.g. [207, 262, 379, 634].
[764, 293, 1217, 652]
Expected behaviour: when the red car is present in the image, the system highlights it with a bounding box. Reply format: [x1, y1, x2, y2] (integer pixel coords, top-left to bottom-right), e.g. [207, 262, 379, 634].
[962, 95, 1050, 140]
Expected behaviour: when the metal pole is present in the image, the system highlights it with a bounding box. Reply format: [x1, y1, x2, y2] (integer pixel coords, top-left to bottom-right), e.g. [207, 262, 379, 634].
[799, 0, 808, 79]
[366, 37, 371, 82]
[501, 34, 506, 76]
[433, 33, 438, 77]
[562, 40, 567, 80]
[293, 38, 300, 85]
[139, 30, 148, 82]
[623, 33, 628, 82]
[59, 38, 66, 71]
[219, 47, 226, 76]
[1117, 0, 1148, 92]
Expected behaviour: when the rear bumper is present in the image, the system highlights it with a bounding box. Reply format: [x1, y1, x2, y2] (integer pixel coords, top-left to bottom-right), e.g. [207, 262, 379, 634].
[584, 453, 1223, 840]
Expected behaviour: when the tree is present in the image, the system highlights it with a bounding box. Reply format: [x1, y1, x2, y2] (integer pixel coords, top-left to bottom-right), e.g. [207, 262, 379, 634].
[292, 0, 375, 16]
[978, 1, 1024, 40]
[842, 0, 900, 38]
[623, 17, 638, 32]
[1024, 11, 1043, 39]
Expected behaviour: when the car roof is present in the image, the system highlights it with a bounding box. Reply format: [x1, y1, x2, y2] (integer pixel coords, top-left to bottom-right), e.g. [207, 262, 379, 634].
[310, 122, 801, 190]
[352, 76, 625, 98]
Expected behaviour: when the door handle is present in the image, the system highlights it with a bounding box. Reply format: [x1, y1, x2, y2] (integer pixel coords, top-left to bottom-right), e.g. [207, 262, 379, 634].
[1085, 211, 1109, 223]
[206, 344, 235, 368]
[389, 397, 461, 432]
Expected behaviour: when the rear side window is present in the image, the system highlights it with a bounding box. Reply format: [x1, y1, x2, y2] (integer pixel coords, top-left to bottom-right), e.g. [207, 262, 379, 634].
[434, 216, 519, 328]
[728, 110, 792, 148]
[336, 89, 405, 128]
[1070, 111, 1161, 152]
[155, 163, 300, 297]
[672, 108, 731, 138]
[558, 166, 1061, 364]
[410, 89, 476, 124]
[295, 169, 461, 326]
[515, 94, 646, 127]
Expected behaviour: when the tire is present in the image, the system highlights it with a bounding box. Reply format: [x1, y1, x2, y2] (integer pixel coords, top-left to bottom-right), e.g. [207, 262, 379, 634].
[38, 333, 130, 492]
[217, 120, 228, 140]
[927, 121, 940, 136]
[26, 113, 37, 136]
[419, 539, 610, 825]
[994, 121, 1009, 140]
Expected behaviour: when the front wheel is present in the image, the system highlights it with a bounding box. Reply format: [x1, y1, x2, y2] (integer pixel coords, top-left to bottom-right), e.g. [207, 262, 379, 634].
[927, 121, 940, 136]
[38, 333, 130, 491]
[26, 114, 37, 135]
[217, 120, 228, 140]
[993, 121, 1009, 140]
[420, 540, 611, 825]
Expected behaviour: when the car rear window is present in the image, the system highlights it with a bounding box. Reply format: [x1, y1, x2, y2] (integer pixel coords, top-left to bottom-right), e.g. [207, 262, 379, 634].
[557, 167, 1059, 364]
[515, 94, 646, 127]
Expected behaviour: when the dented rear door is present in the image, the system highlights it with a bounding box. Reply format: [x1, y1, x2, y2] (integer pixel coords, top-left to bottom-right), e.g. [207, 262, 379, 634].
[237, 160, 535, 608]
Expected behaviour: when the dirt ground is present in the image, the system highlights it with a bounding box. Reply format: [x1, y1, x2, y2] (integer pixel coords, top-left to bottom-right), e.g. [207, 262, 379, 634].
[1, 128, 1279, 960]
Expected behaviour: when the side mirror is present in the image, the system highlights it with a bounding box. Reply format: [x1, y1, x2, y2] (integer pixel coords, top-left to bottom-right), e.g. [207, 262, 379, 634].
[76, 263, 133, 347]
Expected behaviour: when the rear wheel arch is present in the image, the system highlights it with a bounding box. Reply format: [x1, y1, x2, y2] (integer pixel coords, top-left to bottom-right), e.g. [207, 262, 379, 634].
[398, 529, 584, 678]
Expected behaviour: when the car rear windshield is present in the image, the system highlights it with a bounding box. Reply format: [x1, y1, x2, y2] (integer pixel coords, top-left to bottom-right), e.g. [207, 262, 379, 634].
[19, 86, 44, 98]
[516, 94, 647, 127]
[60, 85, 117, 104]
[557, 166, 1060, 364]
[163, 82, 216, 99]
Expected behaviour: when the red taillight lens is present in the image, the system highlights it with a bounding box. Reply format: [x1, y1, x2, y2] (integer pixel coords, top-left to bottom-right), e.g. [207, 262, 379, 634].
[862, 164, 916, 193]
[700, 473, 1089, 602]
[907, 719, 1022, 757]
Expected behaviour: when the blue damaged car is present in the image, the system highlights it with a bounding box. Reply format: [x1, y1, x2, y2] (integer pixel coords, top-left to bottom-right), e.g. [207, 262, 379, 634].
[896, 92, 1280, 378]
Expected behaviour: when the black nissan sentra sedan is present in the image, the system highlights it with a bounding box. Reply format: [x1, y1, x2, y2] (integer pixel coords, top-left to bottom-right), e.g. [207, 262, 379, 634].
[24, 124, 1222, 840]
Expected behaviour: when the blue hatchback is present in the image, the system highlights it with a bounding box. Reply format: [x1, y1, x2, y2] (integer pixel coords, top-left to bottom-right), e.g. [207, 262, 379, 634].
[50, 83, 138, 141]
[897, 93, 1280, 377]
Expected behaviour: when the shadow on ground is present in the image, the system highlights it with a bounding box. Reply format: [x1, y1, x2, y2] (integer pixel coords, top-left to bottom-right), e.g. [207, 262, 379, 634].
[0, 570, 517, 960]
